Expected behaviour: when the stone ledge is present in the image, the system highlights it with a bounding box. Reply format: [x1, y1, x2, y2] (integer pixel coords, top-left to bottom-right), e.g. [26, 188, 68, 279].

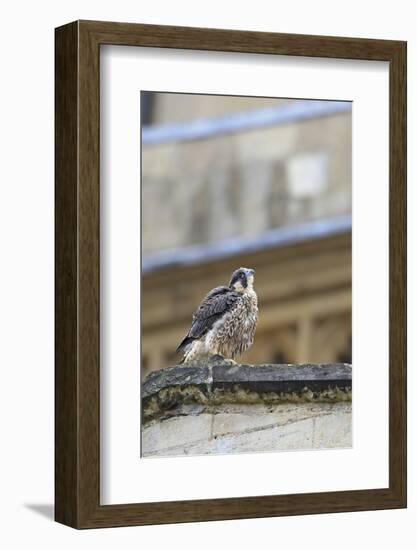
[142, 357, 352, 424]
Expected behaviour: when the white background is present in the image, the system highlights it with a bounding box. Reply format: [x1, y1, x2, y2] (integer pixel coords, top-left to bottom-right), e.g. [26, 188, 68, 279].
[0, 0, 415, 548]
[101, 47, 389, 504]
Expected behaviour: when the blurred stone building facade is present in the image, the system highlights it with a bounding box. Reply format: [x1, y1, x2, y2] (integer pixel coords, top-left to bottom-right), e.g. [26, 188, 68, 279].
[141, 93, 352, 378]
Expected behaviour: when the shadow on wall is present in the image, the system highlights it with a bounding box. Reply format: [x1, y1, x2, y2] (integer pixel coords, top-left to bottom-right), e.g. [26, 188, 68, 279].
[24, 504, 54, 521]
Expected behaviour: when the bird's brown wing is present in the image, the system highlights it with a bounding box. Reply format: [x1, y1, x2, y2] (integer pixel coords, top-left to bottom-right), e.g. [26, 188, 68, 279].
[176, 286, 239, 351]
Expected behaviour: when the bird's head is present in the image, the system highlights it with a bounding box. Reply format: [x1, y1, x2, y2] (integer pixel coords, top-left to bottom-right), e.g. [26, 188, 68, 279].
[229, 267, 256, 293]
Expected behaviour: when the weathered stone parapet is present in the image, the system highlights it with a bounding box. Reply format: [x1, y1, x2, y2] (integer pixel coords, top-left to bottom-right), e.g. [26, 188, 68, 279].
[141, 358, 352, 457]
[142, 357, 352, 424]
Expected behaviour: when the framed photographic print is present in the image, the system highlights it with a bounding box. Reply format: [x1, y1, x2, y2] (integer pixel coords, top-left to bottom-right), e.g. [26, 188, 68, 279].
[55, 20, 407, 528]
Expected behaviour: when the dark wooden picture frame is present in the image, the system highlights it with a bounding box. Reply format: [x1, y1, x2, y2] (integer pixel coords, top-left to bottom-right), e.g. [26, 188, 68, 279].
[55, 20, 407, 528]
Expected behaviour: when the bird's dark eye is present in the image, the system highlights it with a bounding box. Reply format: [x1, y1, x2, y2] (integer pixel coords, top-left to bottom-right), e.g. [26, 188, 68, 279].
[239, 272, 245, 279]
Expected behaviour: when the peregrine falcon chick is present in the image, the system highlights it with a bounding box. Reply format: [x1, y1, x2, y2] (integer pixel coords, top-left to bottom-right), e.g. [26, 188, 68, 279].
[176, 267, 258, 363]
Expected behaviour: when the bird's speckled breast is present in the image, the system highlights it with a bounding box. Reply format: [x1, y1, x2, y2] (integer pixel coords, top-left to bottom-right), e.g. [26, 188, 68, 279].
[205, 290, 258, 359]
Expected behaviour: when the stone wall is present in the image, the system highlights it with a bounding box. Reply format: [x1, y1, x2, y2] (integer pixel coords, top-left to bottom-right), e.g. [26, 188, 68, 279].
[142, 99, 351, 256]
[141, 358, 352, 457]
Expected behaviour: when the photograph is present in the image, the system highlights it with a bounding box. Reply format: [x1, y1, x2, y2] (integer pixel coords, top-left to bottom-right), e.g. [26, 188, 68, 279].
[140, 91, 352, 458]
